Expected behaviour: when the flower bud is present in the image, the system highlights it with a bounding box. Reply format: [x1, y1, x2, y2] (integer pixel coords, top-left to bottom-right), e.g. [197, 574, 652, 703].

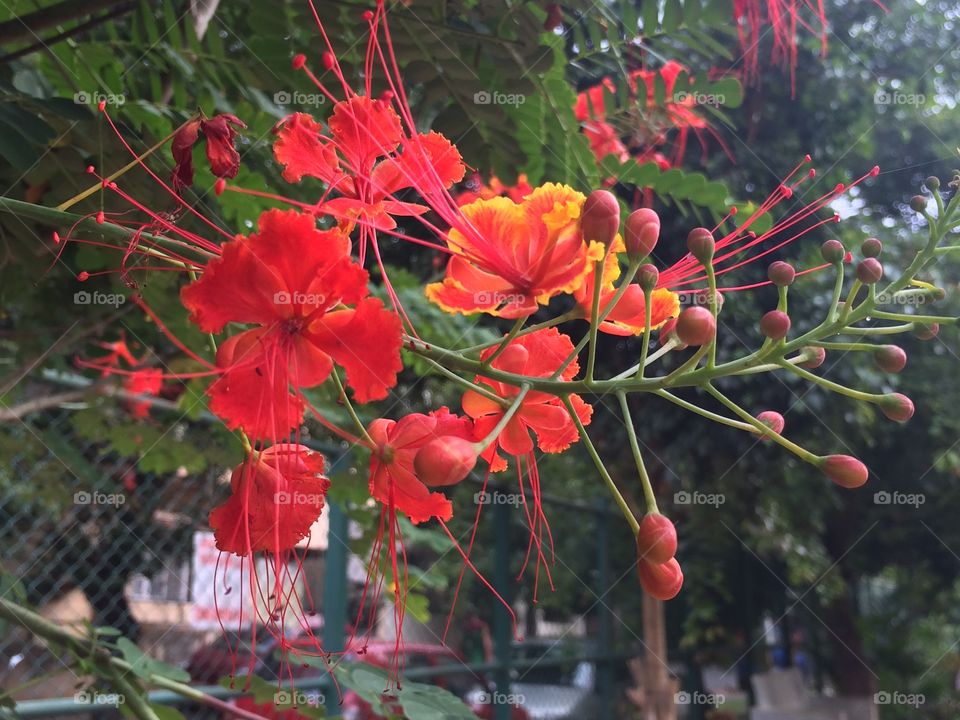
[861, 237, 882, 258]
[821, 239, 845, 264]
[768, 261, 796, 287]
[760, 310, 791, 340]
[913, 322, 939, 340]
[580, 190, 621, 246]
[874, 345, 906, 373]
[798, 346, 826, 369]
[638, 558, 684, 601]
[821, 455, 868, 488]
[686, 227, 715, 263]
[625, 208, 660, 260]
[879, 393, 914, 423]
[414, 436, 477, 487]
[856, 258, 883, 284]
[756, 411, 785, 440]
[637, 264, 659, 292]
[924, 176, 940, 191]
[544, 3, 564, 31]
[675, 306, 716, 346]
[636, 513, 677, 564]
[909, 195, 928, 213]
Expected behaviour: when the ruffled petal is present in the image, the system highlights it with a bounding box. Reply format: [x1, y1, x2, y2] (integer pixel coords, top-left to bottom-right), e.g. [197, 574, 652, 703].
[328, 97, 403, 169]
[596, 286, 680, 336]
[273, 112, 345, 186]
[307, 298, 402, 403]
[210, 445, 329, 555]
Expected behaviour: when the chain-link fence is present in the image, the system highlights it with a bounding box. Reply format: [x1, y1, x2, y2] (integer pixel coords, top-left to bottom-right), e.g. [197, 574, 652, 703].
[1, 375, 658, 720]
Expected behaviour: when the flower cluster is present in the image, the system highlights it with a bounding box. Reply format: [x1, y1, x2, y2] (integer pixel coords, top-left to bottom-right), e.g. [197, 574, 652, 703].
[56, 0, 955, 698]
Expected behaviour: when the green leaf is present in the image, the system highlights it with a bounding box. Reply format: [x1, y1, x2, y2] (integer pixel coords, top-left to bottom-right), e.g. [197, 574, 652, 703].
[116, 638, 191, 683]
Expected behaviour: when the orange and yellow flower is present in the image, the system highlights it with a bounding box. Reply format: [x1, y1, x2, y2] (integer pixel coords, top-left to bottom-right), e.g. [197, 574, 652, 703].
[426, 183, 605, 318]
[574, 237, 680, 336]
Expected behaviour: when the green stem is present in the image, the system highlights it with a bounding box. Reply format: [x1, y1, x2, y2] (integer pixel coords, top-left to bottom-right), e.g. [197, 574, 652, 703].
[482, 316, 527, 367]
[330, 369, 374, 445]
[473, 384, 530, 453]
[617, 392, 658, 514]
[704, 384, 819, 463]
[636, 286, 654, 379]
[586, 260, 606, 381]
[419, 356, 507, 407]
[562, 395, 639, 535]
[779, 361, 881, 403]
[459, 310, 577, 354]
[654, 389, 756, 433]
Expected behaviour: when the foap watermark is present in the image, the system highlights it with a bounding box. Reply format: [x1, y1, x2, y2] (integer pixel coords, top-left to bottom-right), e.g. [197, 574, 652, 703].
[474, 291, 528, 306]
[874, 691, 925, 708]
[475, 691, 525, 706]
[874, 90, 925, 106]
[675, 691, 725, 706]
[74, 491, 126, 506]
[74, 290, 126, 307]
[673, 90, 724, 107]
[273, 291, 326, 307]
[274, 91, 325, 107]
[74, 90, 125, 107]
[275, 690, 325, 706]
[873, 291, 928, 306]
[274, 491, 325, 505]
[74, 691, 125, 706]
[473, 90, 526, 106]
[475, 490, 523, 507]
[873, 490, 925, 508]
[674, 490, 725, 507]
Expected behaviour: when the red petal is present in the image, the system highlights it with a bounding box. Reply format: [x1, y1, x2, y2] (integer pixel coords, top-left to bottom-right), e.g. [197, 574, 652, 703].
[201, 114, 246, 179]
[328, 97, 403, 169]
[207, 330, 306, 440]
[307, 298, 402, 403]
[171, 119, 201, 190]
[210, 445, 329, 555]
[273, 112, 344, 185]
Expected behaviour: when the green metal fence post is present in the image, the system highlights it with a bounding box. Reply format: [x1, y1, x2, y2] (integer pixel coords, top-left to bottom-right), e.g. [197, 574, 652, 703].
[323, 500, 348, 717]
[492, 490, 512, 720]
[595, 498, 613, 719]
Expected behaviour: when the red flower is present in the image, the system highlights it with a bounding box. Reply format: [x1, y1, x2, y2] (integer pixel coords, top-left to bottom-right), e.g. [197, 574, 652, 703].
[171, 114, 246, 190]
[181, 209, 402, 440]
[124, 368, 163, 418]
[209, 444, 329, 556]
[367, 408, 474, 524]
[274, 98, 465, 232]
[462, 329, 592, 471]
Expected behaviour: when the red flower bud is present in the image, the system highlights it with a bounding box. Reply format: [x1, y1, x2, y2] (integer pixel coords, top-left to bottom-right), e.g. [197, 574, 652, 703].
[913, 322, 939, 340]
[856, 258, 883, 284]
[637, 264, 659, 292]
[756, 411, 785, 440]
[580, 190, 621, 246]
[799, 346, 826, 369]
[909, 195, 928, 213]
[861, 237, 882, 258]
[874, 345, 907, 373]
[636, 513, 677, 564]
[686, 227, 715, 263]
[675, 306, 716, 346]
[821, 455, 868, 488]
[879, 393, 914, 423]
[638, 558, 684, 601]
[768, 261, 796, 287]
[821, 239, 845, 264]
[760, 310, 791, 340]
[414, 436, 477, 487]
[625, 208, 660, 260]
